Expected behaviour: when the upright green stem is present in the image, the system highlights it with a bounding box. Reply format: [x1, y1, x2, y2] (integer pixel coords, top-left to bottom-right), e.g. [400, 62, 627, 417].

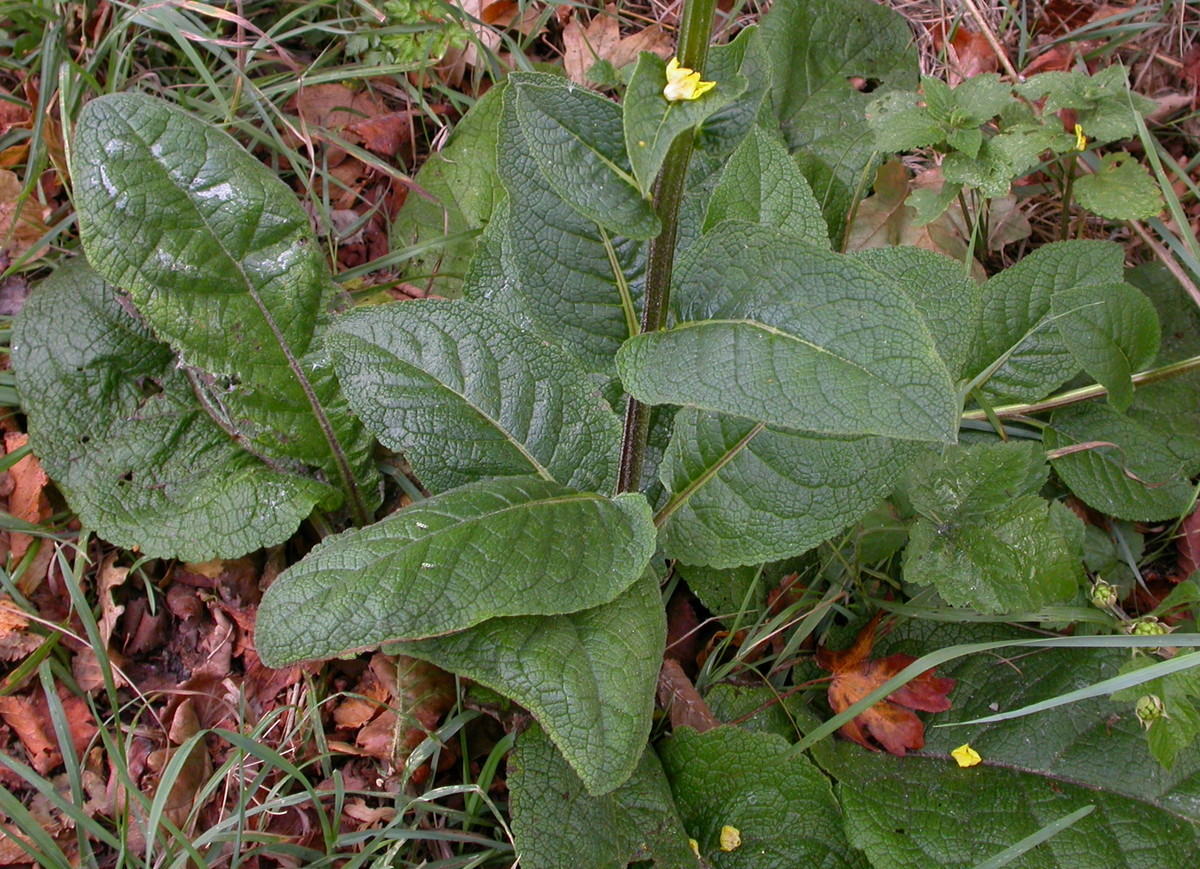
[617, 0, 719, 494]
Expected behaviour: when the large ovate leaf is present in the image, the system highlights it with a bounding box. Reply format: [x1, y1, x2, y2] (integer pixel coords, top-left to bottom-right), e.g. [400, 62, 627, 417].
[408, 574, 665, 797]
[12, 260, 333, 561]
[1045, 382, 1200, 522]
[902, 442, 1084, 613]
[623, 51, 746, 196]
[702, 126, 828, 247]
[760, 0, 918, 242]
[659, 727, 868, 868]
[254, 478, 655, 666]
[656, 410, 925, 567]
[1050, 282, 1160, 412]
[816, 621, 1200, 867]
[390, 85, 505, 296]
[483, 85, 645, 374]
[624, 225, 957, 443]
[512, 74, 660, 240]
[969, 240, 1125, 403]
[850, 246, 982, 382]
[328, 299, 621, 494]
[71, 92, 376, 513]
[509, 723, 696, 867]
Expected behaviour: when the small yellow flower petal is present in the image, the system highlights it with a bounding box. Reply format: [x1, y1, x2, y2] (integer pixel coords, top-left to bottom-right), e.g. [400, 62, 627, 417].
[951, 743, 982, 768]
[1074, 123, 1087, 151]
[688, 838, 701, 858]
[719, 825, 742, 852]
[664, 57, 716, 102]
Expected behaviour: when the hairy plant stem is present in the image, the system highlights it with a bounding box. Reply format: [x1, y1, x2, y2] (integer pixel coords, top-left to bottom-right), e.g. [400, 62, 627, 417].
[960, 354, 1200, 421]
[617, 0, 718, 494]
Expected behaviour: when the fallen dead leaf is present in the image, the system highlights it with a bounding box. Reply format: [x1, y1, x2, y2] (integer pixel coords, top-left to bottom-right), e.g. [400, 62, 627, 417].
[815, 613, 955, 756]
[658, 658, 720, 733]
[146, 699, 212, 831]
[0, 169, 51, 262]
[562, 6, 620, 84]
[0, 693, 57, 773]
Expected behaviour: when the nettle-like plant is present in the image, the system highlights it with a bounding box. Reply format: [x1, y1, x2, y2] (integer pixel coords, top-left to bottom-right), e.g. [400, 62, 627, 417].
[14, 0, 1200, 864]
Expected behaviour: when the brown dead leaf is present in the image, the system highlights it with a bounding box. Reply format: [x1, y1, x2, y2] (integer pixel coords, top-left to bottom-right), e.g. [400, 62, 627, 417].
[563, 6, 620, 84]
[0, 693, 57, 772]
[147, 699, 212, 832]
[815, 613, 955, 756]
[0, 169, 51, 262]
[0, 596, 40, 662]
[605, 25, 673, 70]
[657, 658, 719, 733]
[347, 111, 414, 157]
[929, 24, 998, 85]
[3, 430, 51, 566]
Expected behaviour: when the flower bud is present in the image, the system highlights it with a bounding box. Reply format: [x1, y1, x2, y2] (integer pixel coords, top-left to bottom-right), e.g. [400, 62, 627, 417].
[1135, 694, 1165, 728]
[1128, 616, 1168, 636]
[1089, 579, 1118, 609]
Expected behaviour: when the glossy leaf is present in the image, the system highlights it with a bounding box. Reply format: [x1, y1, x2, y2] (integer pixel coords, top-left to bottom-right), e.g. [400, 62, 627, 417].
[760, 0, 917, 242]
[1051, 282, 1160, 411]
[329, 299, 621, 493]
[254, 478, 655, 666]
[660, 727, 868, 868]
[623, 51, 745, 196]
[1074, 152, 1164, 221]
[623, 226, 957, 443]
[969, 241, 1124, 403]
[1045, 383, 1200, 521]
[656, 410, 925, 567]
[408, 574, 665, 796]
[13, 260, 332, 561]
[512, 74, 660, 240]
[71, 92, 376, 513]
[702, 126, 828, 246]
[1015, 67, 1156, 145]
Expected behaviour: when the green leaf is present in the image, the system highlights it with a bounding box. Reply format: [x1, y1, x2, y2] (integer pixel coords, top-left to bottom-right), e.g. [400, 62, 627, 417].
[1051, 282, 1161, 411]
[850, 246, 982, 381]
[1074, 151, 1165, 221]
[390, 84, 505, 295]
[924, 74, 1012, 129]
[1016, 66, 1157, 145]
[761, 0, 918, 242]
[512, 74, 660, 240]
[508, 723, 697, 866]
[656, 410, 925, 568]
[904, 495, 1085, 613]
[70, 92, 376, 515]
[817, 621, 1200, 867]
[942, 124, 1068, 199]
[254, 478, 655, 666]
[660, 727, 868, 868]
[1112, 655, 1200, 770]
[868, 74, 1012, 156]
[486, 92, 645, 374]
[694, 27, 770, 159]
[621, 226, 957, 443]
[902, 442, 1084, 613]
[623, 51, 745, 196]
[969, 240, 1125, 403]
[618, 318, 956, 442]
[12, 260, 333, 561]
[1045, 383, 1200, 522]
[702, 126, 828, 246]
[1127, 262, 1200, 363]
[408, 573, 665, 797]
[328, 299, 621, 494]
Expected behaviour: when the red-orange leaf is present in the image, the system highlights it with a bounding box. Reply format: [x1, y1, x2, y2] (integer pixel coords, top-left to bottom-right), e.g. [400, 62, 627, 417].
[815, 613, 955, 756]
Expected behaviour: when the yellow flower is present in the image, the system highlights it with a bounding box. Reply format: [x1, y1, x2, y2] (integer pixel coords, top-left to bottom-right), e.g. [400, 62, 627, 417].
[951, 743, 982, 768]
[719, 825, 742, 852]
[664, 57, 716, 102]
[1074, 123, 1087, 151]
